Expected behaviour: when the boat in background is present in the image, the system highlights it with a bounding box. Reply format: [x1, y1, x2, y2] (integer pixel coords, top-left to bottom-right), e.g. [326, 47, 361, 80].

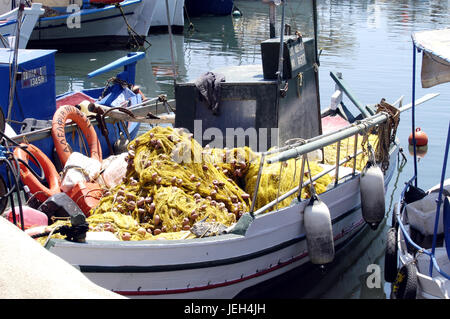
[0, 48, 147, 168]
[25, 0, 153, 51]
[0, 3, 43, 49]
[149, 0, 184, 34]
[184, 0, 233, 17]
[387, 28, 450, 299]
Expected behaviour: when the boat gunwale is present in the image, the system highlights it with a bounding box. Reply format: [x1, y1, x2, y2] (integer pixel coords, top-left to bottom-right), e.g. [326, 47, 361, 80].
[49, 204, 364, 273]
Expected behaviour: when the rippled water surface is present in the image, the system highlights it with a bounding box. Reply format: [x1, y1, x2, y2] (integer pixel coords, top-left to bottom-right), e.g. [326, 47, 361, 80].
[54, 0, 450, 298]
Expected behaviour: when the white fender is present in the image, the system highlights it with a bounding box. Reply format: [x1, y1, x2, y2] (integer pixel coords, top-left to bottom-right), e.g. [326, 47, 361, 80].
[360, 163, 385, 229]
[304, 195, 335, 265]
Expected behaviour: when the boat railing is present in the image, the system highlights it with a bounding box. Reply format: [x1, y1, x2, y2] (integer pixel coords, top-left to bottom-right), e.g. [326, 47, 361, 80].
[249, 113, 387, 216]
[395, 176, 450, 280]
[10, 96, 176, 144]
[249, 93, 439, 217]
[251, 143, 364, 217]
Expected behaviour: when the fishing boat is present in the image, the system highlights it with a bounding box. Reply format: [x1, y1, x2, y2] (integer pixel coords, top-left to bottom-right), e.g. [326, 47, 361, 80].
[24, 0, 154, 51]
[386, 28, 450, 299]
[0, 46, 152, 172]
[0, 2, 43, 49]
[184, 0, 234, 17]
[1, 0, 438, 299]
[149, 0, 183, 34]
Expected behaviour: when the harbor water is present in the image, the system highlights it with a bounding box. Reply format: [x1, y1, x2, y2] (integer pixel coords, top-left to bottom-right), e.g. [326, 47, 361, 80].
[53, 0, 450, 298]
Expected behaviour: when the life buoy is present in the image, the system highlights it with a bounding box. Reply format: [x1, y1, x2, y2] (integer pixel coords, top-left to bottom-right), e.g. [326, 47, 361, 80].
[51, 105, 102, 167]
[13, 144, 61, 203]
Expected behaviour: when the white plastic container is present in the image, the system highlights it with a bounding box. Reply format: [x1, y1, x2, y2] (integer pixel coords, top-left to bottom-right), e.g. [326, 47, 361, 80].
[406, 192, 447, 235]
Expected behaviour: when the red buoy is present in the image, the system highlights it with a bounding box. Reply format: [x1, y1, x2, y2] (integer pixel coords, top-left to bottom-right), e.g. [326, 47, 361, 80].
[408, 127, 428, 146]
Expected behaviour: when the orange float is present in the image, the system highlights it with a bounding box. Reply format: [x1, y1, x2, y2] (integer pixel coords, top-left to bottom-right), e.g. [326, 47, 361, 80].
[65, 182, 103, 216]
[408, 127, 428, 147]
[13, 144, 61, 203]
[51, 105, 102, 167]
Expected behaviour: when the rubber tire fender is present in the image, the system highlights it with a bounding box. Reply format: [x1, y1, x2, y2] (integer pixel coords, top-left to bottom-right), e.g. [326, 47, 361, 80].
[391, 263, 417, 299]
[384, 227, 398, 283]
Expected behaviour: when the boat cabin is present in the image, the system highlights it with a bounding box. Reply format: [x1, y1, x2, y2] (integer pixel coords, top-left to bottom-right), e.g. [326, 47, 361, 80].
[175, 0, 321, 152]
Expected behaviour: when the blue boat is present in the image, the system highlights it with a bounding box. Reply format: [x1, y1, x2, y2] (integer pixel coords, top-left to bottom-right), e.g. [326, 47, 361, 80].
[184, 0, 234, 16]
[0, 48, 145, 170]
[386, 28, 450, 299]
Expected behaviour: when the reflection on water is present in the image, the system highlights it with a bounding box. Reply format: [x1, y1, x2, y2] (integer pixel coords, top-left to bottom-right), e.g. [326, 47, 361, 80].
[53, 0, 450, 298]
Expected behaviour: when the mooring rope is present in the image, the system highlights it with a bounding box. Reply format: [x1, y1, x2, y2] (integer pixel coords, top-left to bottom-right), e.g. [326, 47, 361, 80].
[361, 99, 400, 172]
[116, 3, 152, 49]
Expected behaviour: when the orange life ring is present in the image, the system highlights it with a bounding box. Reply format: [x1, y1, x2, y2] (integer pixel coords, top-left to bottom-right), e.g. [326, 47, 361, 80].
[51, 105, 102, 167]
[13, 144, 61, 203]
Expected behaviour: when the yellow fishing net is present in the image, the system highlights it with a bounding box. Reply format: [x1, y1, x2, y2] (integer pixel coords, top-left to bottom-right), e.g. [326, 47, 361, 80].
[39, 126, 379, 243]
[83, 126, 335, 241]
[323, 134, 379, 172]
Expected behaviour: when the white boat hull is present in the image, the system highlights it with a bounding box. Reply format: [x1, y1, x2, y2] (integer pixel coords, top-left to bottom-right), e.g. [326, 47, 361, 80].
[149, 0, 184, 33]
[46, 145, 399, 298]
[0, 3, 44, 49]
[132, 0, 158, 35]
[29, 0, 144, 50]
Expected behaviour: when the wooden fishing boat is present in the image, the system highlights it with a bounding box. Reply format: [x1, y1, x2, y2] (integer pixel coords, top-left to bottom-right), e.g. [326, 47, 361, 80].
[1, 0, 438, 299]
[387, 28, 450, 299]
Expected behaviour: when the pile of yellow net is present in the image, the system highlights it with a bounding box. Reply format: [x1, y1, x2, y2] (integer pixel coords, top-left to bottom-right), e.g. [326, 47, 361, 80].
[323, 134, 379, 172]
[39, 126, 378, 243]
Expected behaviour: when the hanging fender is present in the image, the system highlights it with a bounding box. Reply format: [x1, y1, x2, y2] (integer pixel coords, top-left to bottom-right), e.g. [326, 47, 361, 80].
[13, 143, 61, 203]
[303, 195, 335, 265]
[51, 105, 102, 167]
[360, 161, 385, 230]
